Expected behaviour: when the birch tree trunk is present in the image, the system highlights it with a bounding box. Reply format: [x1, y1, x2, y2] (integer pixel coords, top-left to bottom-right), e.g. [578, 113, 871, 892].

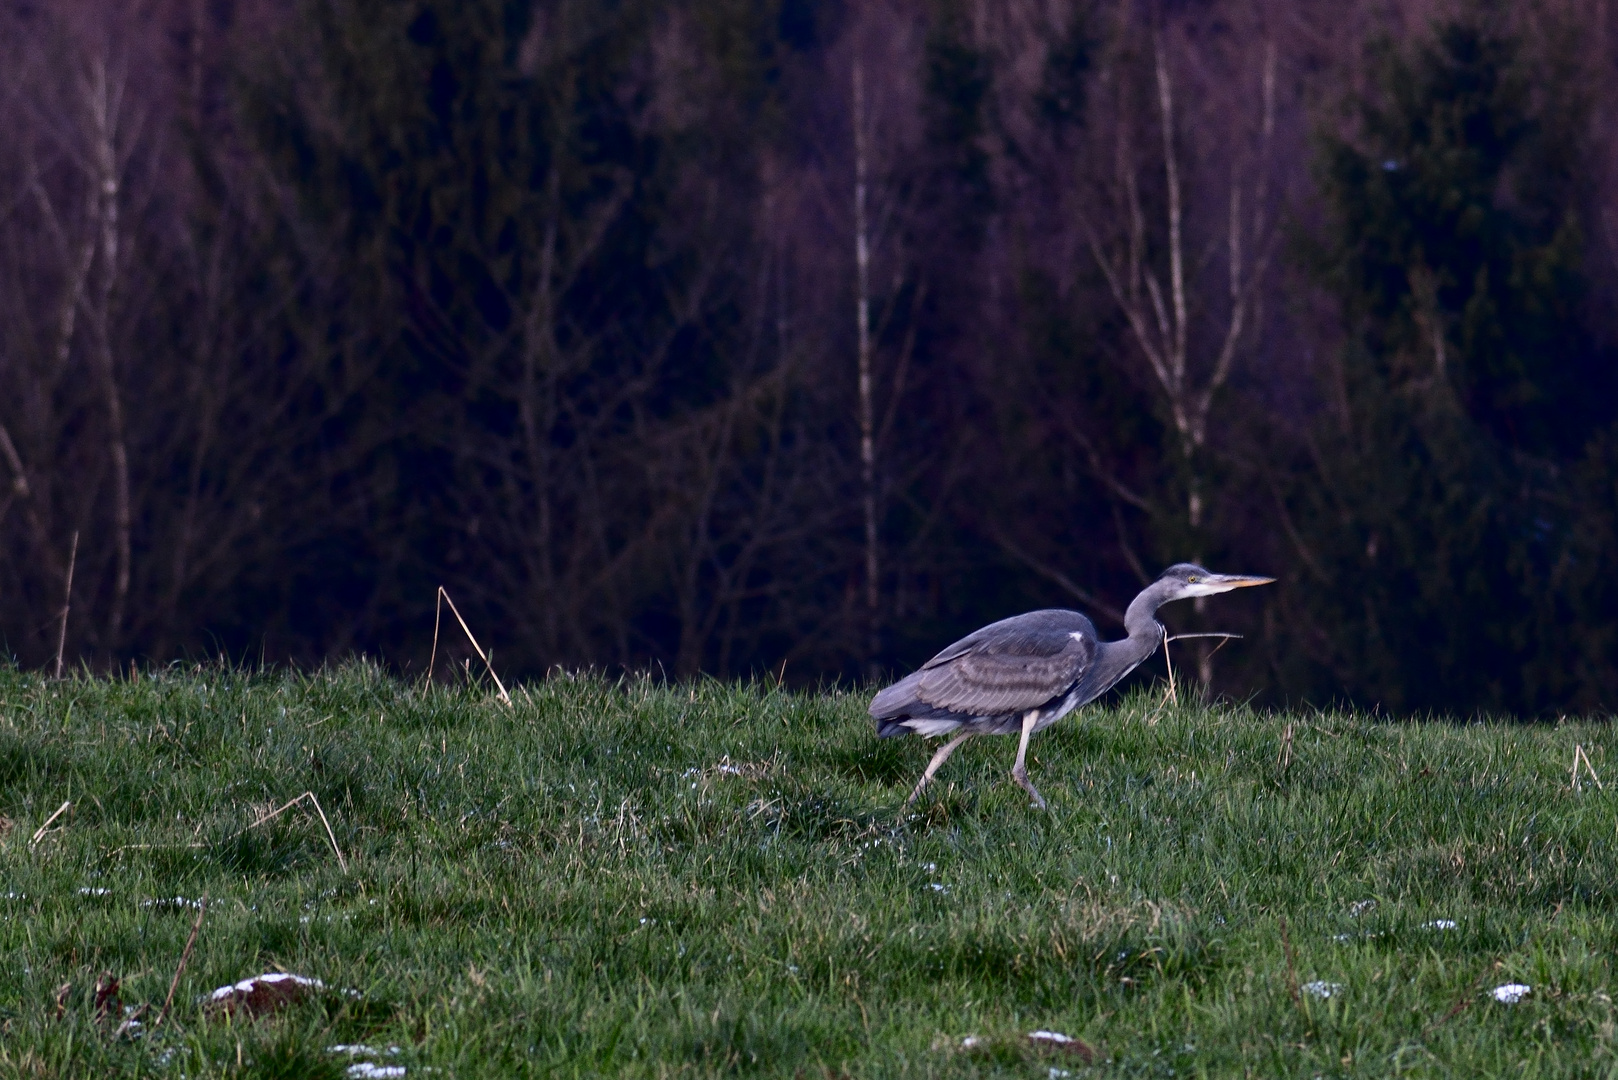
[852, 56, 881, 671]
[85, 53, 133, 644]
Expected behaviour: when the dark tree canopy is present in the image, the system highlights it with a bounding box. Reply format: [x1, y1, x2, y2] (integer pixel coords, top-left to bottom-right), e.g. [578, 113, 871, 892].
[2, 0, 1617, 715]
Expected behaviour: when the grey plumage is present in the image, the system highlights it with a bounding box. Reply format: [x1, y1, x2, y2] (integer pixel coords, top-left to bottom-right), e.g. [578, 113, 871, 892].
[871, 563, 1274, 809]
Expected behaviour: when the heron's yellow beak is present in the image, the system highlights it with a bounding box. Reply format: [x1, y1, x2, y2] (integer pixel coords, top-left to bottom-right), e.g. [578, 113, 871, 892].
[1209, 574, 1276, 590]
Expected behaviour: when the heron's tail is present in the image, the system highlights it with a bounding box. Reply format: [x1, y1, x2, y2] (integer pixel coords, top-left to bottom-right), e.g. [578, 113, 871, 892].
[869, 671, 924, 736]
[870, 672, 967, 737]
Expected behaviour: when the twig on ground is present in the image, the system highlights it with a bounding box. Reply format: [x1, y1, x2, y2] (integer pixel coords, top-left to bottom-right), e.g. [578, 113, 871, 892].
[30, 800, 71, 846]
[1423, 964, 1494, 1036]
[429, 587, 512, 707]
[1278, 915, 1301, 1007]
[154, 894, 207, 1028]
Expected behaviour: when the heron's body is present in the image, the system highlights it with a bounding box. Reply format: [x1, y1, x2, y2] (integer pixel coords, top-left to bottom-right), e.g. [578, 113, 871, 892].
[870, 564, 1273, 809]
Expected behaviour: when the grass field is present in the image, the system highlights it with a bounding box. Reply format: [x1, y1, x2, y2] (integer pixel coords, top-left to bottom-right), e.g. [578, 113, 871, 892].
[1, 664, 1616, 1078]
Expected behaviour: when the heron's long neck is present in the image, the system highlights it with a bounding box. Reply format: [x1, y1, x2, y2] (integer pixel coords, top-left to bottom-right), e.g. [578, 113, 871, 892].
[1082, 579, 1173, 701]
[1119, 579, 1172, 664]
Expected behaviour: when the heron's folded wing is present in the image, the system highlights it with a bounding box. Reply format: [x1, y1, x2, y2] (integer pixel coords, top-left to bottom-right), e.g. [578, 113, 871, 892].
[914, 623, 1095, 716]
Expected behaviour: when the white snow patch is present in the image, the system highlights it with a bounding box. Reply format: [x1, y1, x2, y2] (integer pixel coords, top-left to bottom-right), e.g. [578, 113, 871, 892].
[1422, 919, 1457, 930]
[1303, 981, 1343, 999]
[960, 1036, 983, 1049]
[346, 1065, 406, 1079]
[78, 887, 111, 897]
[1348, 899, 1376, 917]
[1492, 983, 1531, 1004]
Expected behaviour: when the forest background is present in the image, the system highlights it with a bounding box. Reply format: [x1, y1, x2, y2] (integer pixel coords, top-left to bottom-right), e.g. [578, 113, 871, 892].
[2, 0, 1617, 715]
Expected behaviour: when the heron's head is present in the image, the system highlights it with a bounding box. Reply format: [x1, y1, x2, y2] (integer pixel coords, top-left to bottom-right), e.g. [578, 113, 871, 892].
[1156, 563, 1275, 601]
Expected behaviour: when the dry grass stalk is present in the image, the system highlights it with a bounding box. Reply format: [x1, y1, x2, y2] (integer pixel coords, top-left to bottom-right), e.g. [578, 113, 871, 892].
[154, 894, 207, 1028]
[53, 531, 77, 679]
[429, 586, 512, 707]
[30, 800, 71, 846]
[232, 791, 348, 872]
[1161, 634, 1178, 708]
[1571, 744, 1603, 791]
[106, 841, 204, 858]
[1155, 632, 1240, 720]
[1278, 722, 1294, 773]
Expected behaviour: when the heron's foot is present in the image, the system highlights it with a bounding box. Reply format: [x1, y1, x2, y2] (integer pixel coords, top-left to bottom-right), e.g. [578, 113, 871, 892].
[1010, 766, 1048, 811]
[903, 776, 930, 809]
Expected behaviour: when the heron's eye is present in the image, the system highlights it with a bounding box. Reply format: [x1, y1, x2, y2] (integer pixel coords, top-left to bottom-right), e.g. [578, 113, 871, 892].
[1187, 575, 1201, 583]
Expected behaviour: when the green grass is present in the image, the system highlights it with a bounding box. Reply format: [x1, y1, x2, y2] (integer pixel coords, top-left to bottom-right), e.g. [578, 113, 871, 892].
[1, 663, 1616, 1077]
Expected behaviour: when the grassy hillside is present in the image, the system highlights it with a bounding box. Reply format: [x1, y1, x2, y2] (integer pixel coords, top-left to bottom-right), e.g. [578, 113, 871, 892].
[0, 664, 1615, 1078]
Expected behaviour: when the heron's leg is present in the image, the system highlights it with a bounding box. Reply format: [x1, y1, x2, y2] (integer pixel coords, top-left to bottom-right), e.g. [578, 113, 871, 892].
[905, 731, 974, 807]
[1010, 710, 1048, 810]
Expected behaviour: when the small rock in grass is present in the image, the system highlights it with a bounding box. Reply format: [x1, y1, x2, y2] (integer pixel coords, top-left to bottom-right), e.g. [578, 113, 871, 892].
[1302, 981, 1342, 999]
[1027, 1031, 1095, 1061]
[1492, 983, 1531, 1004]
[207, 973, 328, 1017]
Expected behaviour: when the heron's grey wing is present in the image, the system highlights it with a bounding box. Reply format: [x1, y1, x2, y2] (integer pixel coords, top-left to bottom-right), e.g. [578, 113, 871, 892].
[913, 610, 1097, 716]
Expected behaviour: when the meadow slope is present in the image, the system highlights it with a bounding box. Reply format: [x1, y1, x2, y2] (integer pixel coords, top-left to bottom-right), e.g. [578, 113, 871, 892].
[0, 665, 1616, 1078]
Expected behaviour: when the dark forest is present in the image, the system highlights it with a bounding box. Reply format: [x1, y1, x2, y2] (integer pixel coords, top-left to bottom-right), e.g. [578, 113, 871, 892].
[3, 0, 1617, 713]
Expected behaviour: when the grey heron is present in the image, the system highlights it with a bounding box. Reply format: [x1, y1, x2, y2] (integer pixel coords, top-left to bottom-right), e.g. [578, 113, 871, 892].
[870, 563, 1274, 809]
